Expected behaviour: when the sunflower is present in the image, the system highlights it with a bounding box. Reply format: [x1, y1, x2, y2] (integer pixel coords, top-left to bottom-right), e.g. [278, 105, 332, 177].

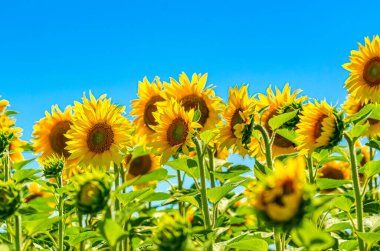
[165, 72, 223, 131]
[343, 95, 380, 138]
[296, 101, 344, 154]
[256, 84, 307, 157]
[343, 35, 380, 103]
[32, 105, 73, 162]
[218, 85, 257, 157]
[25, 182, 53, 203]
[123, 153, 161, 188]
[150, 98, 201, 163]
[131, 77, 166, 145]
[65, 92, 132, 168]
[9, 137, 27, 163]
[317, 161, 351, 180]
[252, 157, 306, 223]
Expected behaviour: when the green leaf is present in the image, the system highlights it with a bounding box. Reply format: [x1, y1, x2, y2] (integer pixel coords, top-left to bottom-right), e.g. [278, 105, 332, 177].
[24, 217, 59, 235]
[226, 238, 268, 251]
[357, 232, 380, 247]
[348, 104, 373, 124]
[193, 109, 201, 122]
[131, 168, 168, 185]
[13, 169, 40, 183]
[348, 122, 370, 139]
[143, 192, 171, 202]
[166, 158, 197, 177]
[268, 110, 298, 131]
[66, 231, 100, 246]
[177, 195, 200, 208]
[200, 129, 218, 145]
[364, 201, 380, 213]
[0, 244, 10, 251]
[339, 240, 359, 251]
[362, 160, 380, 178]
[207, 180, 245, 204]
[116, 188, 150, 205]
[4, 110, 19, 116]
[100, 219, 126, 248]
[366, 139, 380, 151]
[324, 222, 352, 232]
[213, 164, 251, 181]
[331, 196, 354, 212]
[316, 178, 351, 190]
[276, 128, 298, 144]
[12, 158, 36, 170]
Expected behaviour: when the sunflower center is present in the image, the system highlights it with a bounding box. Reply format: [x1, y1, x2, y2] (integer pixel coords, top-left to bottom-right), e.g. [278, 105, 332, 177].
[144, 95, 165, 131]
[167, 118, 188, 146]
[78, 182, 101, 206]
[230, 108, 244, 136]
[314, 115, 327, 140]
[128, 155, 153, 177]
[180, 94, 209, 126]
[49, 120, 71, 158]
[363, 57, 380, 86]
[87, 123, 114, 153]
[320, 167, 344, 180]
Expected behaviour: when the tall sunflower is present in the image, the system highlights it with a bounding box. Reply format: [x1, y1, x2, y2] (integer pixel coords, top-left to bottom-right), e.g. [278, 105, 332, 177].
[343, 35, 380, 103]
[218, 85, 257, 157]
[296, 101, 344, 154]
[65, 92, 132, 168]
[32, 105, 73, 161]
[343, 95, 380, 138]
[150, 98, 201, 163]
[131, 77, 166, 145]
[256, 84, 307, 157]
[165, 72, 223, 131]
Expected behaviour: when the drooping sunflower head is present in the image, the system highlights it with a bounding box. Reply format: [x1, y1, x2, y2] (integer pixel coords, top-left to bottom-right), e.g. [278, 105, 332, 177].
[150, 98, 201, 163]
[343, 35, 380, 103]
[165, 72, 223, 131]
[343, 95, 380, 138]
[32, 105, 73, 162]
[131, 77, 166, 145]
[124, 153, 161, 188]
[317, 161, 351, 180]
[252, 157, 306, 223]
[65, 92, 132, 168]
[296, 101, 344, 154]
[218, 85, 256, 157]
[256, 83, 307, 157]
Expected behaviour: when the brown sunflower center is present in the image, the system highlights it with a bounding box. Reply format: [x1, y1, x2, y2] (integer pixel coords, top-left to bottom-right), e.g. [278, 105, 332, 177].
[128, 155, 153, 177]
[363, 57, 380, 86]
[314, 115, 328, 140]
[180, 94, 209, 126]
[319, 167, 344, 180]
[87, 123, 114, 153]
[167, 118, 188, 146]
[264, 110, 295, 148]
[230, 108, 244, 136]
[49, 120, 71, 158]
[144, 95, 165, 131]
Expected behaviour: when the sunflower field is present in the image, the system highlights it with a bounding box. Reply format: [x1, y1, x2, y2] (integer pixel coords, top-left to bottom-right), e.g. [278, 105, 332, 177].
[1, 36, 380, 251]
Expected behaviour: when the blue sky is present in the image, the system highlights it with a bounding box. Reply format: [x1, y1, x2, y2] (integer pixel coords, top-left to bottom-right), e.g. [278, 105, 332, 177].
[1, 0, 379, 143]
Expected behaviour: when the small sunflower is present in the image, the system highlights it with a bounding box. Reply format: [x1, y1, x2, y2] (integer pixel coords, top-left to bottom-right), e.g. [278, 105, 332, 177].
[317, 161, 351, 180]
[123, 153, 161, 188]
[165, 72, 223, 131]
[9, 137, 27, 163]
[32, 105, 73, 161]
[65, 92, 132, 168]
[218, 85, 257, 157]
[343, 35, 380, 103]
[296, 101, 344, 154]
[150, 98, 201, 163]
[343, 95, 380, 138]
[256, 84, 307, 157]
[131, 77, 166, 145]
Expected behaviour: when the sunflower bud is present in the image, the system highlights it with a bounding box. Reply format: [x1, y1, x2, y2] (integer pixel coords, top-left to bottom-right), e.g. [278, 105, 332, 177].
[0, 131, 14, 157]
[70, 173, 111, 214]
[153, 213, 196, 251]
[42, 154, 64, 178]
[0, 180, 22, 220]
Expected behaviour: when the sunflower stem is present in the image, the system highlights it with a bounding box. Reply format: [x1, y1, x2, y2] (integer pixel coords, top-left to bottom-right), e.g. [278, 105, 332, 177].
[57, 175, 64, 251]
[15, 215, 22, 251]
[193, 137, 212, 250]
[344, 133, 365, 251]
[207, 147, 218, 228]
[274, 230, 282, 251]
[307, 153, 315, 184]
[78, 211, 85, 251]
[114, 164, 120, 211]
[254, 124, 273, 170]
[176, 170, 185, 216]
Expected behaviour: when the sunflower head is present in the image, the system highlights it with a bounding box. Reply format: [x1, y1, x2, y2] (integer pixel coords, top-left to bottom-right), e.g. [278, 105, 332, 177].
[70, 172, 112, 214]
[296, 101, 344, 154]
[42, 154, 65, 178]
[256, 84, 307, 157]
[218, 85, 257, 157]
[343, 35, 380, 103]
[150, 98, 201, 163]
[32, 105, 73, 162]
[165, 72, 223, 131]
[317, 161, 351, 180]
[65, 92, 132, 168]
[123, 153, 161, 188]
[131, 77, 166, 145]
[0, 180, 22, 220]
[252, 157, 307, 224]
[153, 213, 196, 251]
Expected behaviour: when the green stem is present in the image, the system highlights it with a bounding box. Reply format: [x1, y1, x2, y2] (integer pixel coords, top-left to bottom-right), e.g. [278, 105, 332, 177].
[274, 230, 282, 251]
[15, 215, 22, 251]
[57, 176, 64, 251]
[207, 147, 218, 228]
[307, 154, 315, 184]
[78, 211, 85, 251]
[114, 164, 120, 211]
[254, 124, 273, 170]
[176, 170, 184, 216]
[193, 137, 212, 232]
[344, 133, 365, 251]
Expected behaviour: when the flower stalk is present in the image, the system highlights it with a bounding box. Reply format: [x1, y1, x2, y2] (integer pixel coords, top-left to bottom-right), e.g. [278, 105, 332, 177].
[57, 175, 64, 251]
[254, 124, 273, 170]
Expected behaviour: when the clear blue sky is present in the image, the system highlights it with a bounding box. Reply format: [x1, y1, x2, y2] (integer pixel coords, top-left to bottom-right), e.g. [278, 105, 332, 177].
[1, 0, 379, 142]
